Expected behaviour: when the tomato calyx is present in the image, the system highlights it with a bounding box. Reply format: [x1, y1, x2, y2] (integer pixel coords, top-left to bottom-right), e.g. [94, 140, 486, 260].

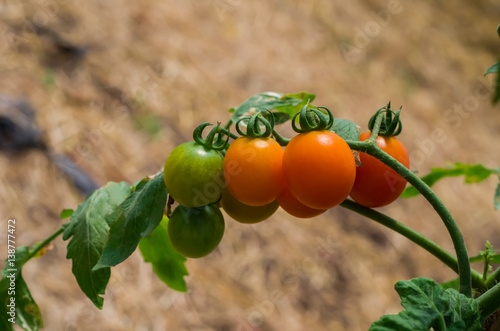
[193, 122, 230, 151]
[291, 102, 334, 133]
[368, 102, 403, 137]
[235, 110, 275, 138]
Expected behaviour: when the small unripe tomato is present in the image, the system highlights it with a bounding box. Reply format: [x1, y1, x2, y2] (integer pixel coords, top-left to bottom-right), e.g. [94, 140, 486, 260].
[283, 130, 356, 210]
[223, 137, 284, 206]
[164, 142, 225, 207]
[221, 188, 279, 224]
[168, 204, 225, 258]
[350, 132, 409, 207]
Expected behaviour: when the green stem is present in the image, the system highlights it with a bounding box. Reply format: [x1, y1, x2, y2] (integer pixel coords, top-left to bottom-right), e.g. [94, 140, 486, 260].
[272, 129, 291, 146]
[483, 256, 490, 282]
[346, 112, 472, 297]
[340, 199, 485, 291]
[26, 227, 65, 261]
[477, 282, 500, 319]
[486, 266, 500, 288]
[217, 127, 239, 140]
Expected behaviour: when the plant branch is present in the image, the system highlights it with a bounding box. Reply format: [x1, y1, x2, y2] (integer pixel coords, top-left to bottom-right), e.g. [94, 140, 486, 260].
[26, 226, 65, 261]
[486, 266, 500, 288]
[477, 282, 500, 319]
[340, 199, 485, 291]
[346, 111, 472, 297]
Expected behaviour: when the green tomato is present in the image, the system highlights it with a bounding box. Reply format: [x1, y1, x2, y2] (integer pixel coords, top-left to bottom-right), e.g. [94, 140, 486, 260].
[221, 188, 279, 224]
[164, 142, 225, 207]
[168, 204, 225, 258]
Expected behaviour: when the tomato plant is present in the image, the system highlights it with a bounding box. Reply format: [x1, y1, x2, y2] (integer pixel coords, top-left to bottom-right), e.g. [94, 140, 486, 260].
[350, 110, 410, 208]
[3, 90, 500, 331]
[168, 204, 225, 258]
[221, 188, 279, 224]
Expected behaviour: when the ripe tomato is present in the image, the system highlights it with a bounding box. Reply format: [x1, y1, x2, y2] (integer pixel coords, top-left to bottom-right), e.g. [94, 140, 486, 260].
[283, 130, 356, 210]
[349, 132, 409, 207]
[277, 183, 326, 218]
[168, 204, 225, 258]
[164, 142, 225, 207]
[221, 188, 279, 224]
[223, 137, 284, 206]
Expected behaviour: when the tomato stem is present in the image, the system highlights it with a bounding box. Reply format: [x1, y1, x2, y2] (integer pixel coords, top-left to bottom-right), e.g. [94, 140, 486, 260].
[340, 199, 485, 291]
[485, 265, 500, 288]
[346, 141, 472, 298]
[272, 129, 291, 146]
[26, 226, 65, 261]
[477, 282, 500, 320]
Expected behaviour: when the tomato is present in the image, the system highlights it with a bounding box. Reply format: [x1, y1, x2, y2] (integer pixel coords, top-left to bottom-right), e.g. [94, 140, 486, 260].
[283, 130, 356, 210]
[223, 137, 284, 206]
[277, 183, 326, 218]
[164, 142, 225, 207]
[221, 188, 279, 224]
[349, 132, 410, 207]
[168, 204, 225, 258]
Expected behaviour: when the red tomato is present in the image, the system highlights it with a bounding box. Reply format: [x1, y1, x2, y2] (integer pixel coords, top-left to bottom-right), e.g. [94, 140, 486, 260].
[223, 137, 284, 206]
[283, 130, 356, 210]
[278, 183, 326, 218]
[349, 132, 410, 207]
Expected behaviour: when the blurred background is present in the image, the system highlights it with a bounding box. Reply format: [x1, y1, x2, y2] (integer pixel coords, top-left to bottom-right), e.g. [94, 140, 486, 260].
[1, 0, 500, 330]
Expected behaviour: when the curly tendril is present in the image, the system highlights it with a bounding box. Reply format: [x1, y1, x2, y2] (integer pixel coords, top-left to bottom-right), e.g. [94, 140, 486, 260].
[193, 122, 230, 151]
[235, 110, 275, 138]
[368, 102, 403, 137]
[291, 102, 334, 133]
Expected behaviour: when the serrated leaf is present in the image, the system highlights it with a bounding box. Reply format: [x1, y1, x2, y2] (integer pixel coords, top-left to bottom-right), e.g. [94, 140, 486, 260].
[62, 181, 131, 309]
[485, 62, 499, 76]
[93, 174, 168, 271]
[60, 209, 74, 219]
[229, 91, 315, 124]
[0, 247, 42, 331]
[330, 118, 360, 141]
[370, 277, 482, 331]
[402, 163, 497, 199]
[139, 215, 188, 292]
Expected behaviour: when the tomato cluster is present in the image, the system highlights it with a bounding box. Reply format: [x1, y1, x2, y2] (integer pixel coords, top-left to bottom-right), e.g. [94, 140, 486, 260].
[162, 106, 409, 259]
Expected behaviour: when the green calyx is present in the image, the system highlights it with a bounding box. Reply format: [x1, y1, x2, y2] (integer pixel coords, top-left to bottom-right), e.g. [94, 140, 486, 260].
[235, 111, 275, 138]
[193, 122, 229, 151]
[291, 102, 334, 133]
[368, 102, 403, 136]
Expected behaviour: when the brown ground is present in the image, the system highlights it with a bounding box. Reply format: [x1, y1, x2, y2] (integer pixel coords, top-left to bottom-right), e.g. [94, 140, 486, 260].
[1, 0, 500, 330]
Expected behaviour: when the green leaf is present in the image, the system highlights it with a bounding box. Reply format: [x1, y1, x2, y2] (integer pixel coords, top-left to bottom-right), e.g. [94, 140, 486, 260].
[369, 277, 482, 331]
[330, 118, 360, 141]
[495, 176, 500, 210]
[62, 181, 131, 309]
[60, 209, 74, 219]
[139, 215, 188, 292]
[229, 91, 315, 124]
[0, 247, 43, 331]
[484, 62, 499, 76]
[402, 163, 497, 198]
[93, 173, 168, 271]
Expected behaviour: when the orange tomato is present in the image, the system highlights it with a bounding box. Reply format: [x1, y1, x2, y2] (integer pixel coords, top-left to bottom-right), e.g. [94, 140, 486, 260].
[223, 137, 284, 206]
[350, 132, 409, 207]
[283, 130, 356, 210]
